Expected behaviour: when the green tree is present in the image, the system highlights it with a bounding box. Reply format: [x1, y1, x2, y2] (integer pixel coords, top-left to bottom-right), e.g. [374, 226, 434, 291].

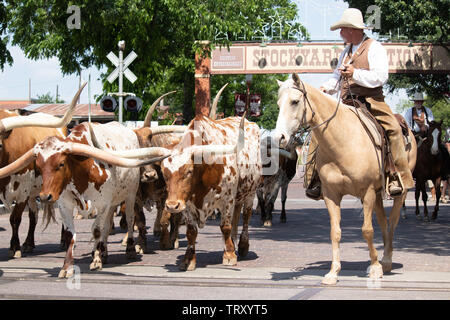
[33, 91, 65, 103]
[5, 0, 306, 123]
[343, 0, 449, 99]
[0, 1, 12, 69]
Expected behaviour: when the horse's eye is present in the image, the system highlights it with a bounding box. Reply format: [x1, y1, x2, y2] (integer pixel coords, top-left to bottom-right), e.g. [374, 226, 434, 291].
[59, 162, 65, 168]
[292, 100, 299, 105]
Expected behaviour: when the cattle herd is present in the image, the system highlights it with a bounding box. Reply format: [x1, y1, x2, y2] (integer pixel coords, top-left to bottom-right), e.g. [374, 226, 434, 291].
[0, 83, 300, 278]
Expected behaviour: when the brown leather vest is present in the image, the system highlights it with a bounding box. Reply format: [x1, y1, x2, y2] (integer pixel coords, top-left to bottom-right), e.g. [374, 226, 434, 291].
[341, 36, 384, 99]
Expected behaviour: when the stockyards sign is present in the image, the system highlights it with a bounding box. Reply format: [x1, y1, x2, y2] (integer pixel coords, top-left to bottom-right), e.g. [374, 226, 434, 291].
[210, 43, 450, 74]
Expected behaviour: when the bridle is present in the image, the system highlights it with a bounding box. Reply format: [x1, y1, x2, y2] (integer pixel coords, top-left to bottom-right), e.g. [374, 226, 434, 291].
[289, 78, 343, 138]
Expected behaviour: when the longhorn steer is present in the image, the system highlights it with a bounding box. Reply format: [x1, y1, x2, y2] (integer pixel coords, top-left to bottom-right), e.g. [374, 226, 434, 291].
[257, 129, 299, 226]
[0, 121, 165, 277]
[0, 85, 84, 258]
[161, 113, 262, 271]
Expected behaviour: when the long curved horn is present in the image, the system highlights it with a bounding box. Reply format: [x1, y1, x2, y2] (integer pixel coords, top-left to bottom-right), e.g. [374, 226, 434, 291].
[107, 147, 171, 159]
[0, 82, 87, 133]
[0, 148, 36, 179]
[87, 122, 103, 149]
[143, 91, 177, 127]
[68, 142, 168, 167]
[193, 110, 246, 156]
[148, 125, 186, 135]
[209, 83, 229, 120]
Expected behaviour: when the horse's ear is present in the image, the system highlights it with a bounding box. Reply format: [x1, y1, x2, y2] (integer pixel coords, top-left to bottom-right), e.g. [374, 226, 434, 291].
[276, 79, 283, 87]
[292, 73, 301, 87]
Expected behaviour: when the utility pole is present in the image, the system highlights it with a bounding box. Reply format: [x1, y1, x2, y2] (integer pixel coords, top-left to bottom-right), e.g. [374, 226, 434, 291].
[56, 85, 59, 103]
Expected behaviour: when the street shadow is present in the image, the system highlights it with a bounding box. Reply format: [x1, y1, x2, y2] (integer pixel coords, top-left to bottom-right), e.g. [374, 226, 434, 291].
[269, 260, 403, 281]
[246, 206, 450, 257]
[162, 250, 258, 273]
[0, 243, 65, 262]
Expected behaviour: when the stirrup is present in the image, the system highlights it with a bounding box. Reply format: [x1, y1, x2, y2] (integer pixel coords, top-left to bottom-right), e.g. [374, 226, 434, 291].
[386, 173, 405, 198]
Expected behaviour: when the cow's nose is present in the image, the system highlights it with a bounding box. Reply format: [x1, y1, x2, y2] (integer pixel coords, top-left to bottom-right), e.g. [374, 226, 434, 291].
[165, 200, 185, 213]
[142, 170, 158, 182]
[39, 193, 53, 203]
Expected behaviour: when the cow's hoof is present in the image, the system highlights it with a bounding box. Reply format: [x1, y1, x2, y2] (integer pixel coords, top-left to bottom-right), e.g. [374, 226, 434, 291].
[280, 217, 286, 223]
[424, 216, 430, 223]
[90, 259, 102, 271]
[179, 260, 196, 271]
[322, 273, 338, 285]
[263, 220, 272, 227]
[135, 244, 145, 255]
[223, 253, 237, 266]
[58, 269, 67, 278]
[8, 249, 21, 259]
[22, 244, 34, 254]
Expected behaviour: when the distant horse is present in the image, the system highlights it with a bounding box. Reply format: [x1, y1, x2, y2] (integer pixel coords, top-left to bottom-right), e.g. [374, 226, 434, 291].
[413, 120, 447, 221]
[274, 74, 416, 285]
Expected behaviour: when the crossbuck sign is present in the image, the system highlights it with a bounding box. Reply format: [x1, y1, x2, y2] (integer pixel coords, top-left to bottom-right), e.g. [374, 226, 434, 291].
[106, 41, 138, 123]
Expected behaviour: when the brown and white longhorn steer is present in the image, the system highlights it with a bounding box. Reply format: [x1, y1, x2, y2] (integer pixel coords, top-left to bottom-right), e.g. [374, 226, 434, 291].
[161, 113, 262, 271]
[0, 121, 166, 277]
[0, 85, 85, 258]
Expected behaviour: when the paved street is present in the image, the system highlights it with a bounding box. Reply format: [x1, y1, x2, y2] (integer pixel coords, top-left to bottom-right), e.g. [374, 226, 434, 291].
[0, 172, 449, 301]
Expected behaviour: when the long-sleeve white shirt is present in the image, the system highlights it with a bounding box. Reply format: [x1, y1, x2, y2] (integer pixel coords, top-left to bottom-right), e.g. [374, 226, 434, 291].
[322, 36, 389, 94]
[403, 106, 434, 132]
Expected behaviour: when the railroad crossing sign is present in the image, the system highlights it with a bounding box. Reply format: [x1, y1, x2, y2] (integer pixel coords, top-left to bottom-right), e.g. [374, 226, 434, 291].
[105, 40, 138, 124]
[106, 50, 138, 84]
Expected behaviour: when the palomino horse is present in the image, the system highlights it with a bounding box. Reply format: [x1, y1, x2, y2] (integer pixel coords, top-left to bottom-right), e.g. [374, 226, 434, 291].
[274, 74, 416, 285]
[413, 120, 447, 221]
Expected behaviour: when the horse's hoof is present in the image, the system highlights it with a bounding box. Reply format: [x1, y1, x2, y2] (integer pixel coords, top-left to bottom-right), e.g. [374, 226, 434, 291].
[424, 216, 430, 223]
[263, 220, 272, 227]
[368, 264, 383, 279]
[173, 238, 179, 249]
[126, 250, 137, 260]
[90, 258, 103, 271]
[322, 273, 338, 285]
[280, 217, 287, 223]
[135, 244, 145, 255]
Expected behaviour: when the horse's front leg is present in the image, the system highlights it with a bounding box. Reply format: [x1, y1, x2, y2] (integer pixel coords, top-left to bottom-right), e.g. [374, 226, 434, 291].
[362, 188, 383, 280]
[415, 184, 421, 219]
[432, 178, 441, 220]
[322, 192, 343, 285]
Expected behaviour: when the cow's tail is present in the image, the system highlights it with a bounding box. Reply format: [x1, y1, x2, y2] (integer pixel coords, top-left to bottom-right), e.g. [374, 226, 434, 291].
[42, 203, 56, 231]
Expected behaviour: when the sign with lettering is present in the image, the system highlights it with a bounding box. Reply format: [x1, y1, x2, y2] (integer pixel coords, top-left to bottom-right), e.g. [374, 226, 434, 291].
[211, 43, 449, 74]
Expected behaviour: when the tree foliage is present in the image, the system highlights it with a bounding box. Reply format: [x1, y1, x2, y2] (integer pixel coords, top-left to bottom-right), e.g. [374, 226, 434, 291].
[33, 91, 65, 103]
[4, 0, 305, 123]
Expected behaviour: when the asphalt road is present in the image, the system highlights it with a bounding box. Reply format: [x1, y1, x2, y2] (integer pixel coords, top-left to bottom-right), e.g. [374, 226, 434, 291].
[0, 172, 448, 302]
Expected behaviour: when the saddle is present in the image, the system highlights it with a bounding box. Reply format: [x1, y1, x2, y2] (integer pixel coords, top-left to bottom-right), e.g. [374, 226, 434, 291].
[343, 96, 408, 196]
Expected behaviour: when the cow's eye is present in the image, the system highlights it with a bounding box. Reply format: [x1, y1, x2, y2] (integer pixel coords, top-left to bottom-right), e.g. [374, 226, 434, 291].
[59, 162, 65, 168]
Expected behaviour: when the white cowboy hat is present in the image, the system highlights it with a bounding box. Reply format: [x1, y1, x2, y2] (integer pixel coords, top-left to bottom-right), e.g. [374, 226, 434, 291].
[410, 92, 425, 101]
[330, 8, 373, 31]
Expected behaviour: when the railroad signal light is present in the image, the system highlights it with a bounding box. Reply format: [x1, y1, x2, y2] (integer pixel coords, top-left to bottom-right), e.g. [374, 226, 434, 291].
[100, 95, 117, 112]
[124, 96, 143, 113]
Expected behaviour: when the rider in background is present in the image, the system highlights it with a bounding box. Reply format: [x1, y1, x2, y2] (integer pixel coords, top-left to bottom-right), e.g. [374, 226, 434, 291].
[403, 92, 434, 139]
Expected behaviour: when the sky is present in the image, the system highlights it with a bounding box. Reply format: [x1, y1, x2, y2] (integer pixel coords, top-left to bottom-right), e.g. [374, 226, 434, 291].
[0, 0, 408, 111]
